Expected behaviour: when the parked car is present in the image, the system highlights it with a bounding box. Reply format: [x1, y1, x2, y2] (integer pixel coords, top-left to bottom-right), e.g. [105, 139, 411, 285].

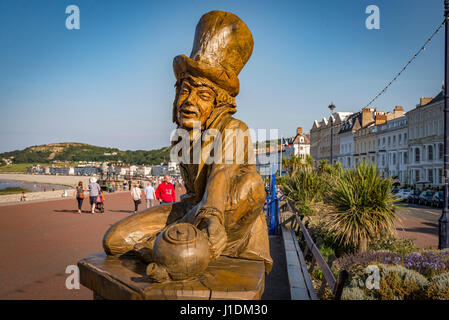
[431, 191, 444, 208]
[391, 187, 400, 195]
[418, 190, 435, 206]
[407, 190, 422, 204]
[396, 189, 411, 201]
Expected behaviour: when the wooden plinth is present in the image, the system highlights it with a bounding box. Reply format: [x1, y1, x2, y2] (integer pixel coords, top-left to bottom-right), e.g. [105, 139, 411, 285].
[78, 253, 265, 300]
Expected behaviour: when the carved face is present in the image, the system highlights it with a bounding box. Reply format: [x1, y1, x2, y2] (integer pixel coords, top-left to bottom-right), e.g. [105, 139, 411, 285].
[175, 78, 216, 129]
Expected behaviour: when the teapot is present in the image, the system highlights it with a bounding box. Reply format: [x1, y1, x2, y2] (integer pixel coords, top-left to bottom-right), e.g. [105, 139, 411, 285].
[149, 223, 210, 281]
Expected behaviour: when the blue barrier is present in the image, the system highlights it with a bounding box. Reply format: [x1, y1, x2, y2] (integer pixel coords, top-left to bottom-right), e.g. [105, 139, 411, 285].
[264, 172, 279, 235]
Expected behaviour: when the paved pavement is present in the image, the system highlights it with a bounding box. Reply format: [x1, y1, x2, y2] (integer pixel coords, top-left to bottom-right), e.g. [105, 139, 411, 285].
[0, 186, 185, 300]
[0, 188, 441, 300]
[261, 235, 290, 300]
[395, 202, 442, 248]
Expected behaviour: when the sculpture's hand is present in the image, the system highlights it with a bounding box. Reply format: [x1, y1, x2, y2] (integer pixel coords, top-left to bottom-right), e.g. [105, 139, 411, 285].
[146, 262, 170, 282]
[196, 214, 227, 260]
[133, 240, 155, 264]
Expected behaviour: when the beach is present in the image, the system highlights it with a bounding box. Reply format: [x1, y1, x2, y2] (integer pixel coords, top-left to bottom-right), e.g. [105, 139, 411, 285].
[0, 174, 93, 204]
[0, 173, 93, 187]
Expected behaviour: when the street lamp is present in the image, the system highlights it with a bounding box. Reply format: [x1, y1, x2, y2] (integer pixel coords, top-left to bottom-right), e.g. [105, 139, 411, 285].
[328, 103, 336, 164]
[440, 0, 449, 249]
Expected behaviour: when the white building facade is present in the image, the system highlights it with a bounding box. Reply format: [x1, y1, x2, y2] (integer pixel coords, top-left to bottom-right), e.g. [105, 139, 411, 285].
[375, 116, 408, 182]
[407, 92, 444, 187]
[337, 112, 362, 169]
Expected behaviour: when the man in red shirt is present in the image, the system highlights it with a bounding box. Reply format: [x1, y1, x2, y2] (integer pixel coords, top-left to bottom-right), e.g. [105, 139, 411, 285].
[155, 175, 176, 203]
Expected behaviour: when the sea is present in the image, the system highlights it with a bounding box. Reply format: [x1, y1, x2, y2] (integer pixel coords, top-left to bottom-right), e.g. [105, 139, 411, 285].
[0, 180, 72, 192]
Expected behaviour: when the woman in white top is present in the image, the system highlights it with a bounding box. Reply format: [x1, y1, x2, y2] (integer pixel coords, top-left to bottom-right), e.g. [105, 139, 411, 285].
[131, 183, 142, 213]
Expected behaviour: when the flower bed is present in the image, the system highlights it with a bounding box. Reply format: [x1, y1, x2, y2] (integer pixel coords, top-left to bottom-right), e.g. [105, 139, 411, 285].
[331, 250, 449, 300]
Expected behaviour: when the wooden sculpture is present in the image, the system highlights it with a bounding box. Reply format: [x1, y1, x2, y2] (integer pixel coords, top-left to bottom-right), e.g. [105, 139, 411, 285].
[102, 10, 272, 284]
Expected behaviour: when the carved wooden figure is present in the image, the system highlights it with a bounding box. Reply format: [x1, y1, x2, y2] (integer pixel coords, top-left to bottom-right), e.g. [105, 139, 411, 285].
[102, 10, 272, 285]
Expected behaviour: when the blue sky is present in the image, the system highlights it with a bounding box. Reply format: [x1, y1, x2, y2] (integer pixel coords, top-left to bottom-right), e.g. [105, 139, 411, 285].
[0, 0, 446, 152]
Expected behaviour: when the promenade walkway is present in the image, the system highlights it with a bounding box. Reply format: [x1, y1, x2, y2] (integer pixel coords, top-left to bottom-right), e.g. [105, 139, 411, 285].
[0, 186, 435, 299]
[262, 235, 291, 299]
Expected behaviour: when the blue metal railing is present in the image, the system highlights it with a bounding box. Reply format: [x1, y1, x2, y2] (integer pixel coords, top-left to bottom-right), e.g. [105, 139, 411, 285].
[264, 172, 279, 235]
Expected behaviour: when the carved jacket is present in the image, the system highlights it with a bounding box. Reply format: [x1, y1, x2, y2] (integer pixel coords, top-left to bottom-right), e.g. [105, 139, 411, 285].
[175, 106, 273, 273]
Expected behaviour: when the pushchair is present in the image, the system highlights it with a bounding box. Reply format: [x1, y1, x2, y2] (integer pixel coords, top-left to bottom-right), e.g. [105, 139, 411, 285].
[95, 192, 105, 213]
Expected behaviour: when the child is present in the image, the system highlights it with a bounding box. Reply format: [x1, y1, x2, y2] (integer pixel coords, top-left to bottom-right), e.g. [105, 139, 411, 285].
[95, 191, 105, 213]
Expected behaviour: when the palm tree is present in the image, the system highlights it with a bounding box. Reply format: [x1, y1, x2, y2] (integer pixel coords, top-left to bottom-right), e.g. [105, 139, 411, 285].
[304, 154, 313, 168]
[317, 159, 332, 175]
[282, 157, 292, 177]
[278, 165, 327, 216]
[324, 162, 398, 252]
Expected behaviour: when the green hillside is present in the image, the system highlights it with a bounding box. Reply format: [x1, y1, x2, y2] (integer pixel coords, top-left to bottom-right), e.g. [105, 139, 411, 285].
[0, 143, 171, 166]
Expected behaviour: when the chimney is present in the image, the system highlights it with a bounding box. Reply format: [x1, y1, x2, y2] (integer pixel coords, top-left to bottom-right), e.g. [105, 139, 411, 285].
[297, 127, 303, 135]
[393, 105, 404, 118]
[361, 108, 374, 127]
[375, 113, 387, 125]
[419, 97, 433, 107]
[385, 112, 394, 121]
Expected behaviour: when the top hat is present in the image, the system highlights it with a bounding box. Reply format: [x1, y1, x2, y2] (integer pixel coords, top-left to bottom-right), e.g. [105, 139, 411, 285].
[173, 10, 254, 97]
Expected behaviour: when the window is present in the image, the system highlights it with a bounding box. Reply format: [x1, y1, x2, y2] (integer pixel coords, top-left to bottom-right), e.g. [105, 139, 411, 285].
[393, 135, 396, 145]
[415, 148, 420, 163]
[439, 169, 443, 184]
[388, 137, 391, 146]
[440, 144, 444, 160]
[399, 134, 402, 144]
[428, 169, 434, 184]
[392, 153, 396, 165]
[378, 138, 380, 147]
[404, 133, 407, 142]
[428, 145, 433, 161]
[382, 137, 385, 146]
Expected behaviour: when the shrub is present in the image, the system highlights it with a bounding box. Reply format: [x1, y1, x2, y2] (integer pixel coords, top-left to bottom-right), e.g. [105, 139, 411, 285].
[341, 287, 373, 300]
[335, 250, 449, 278]
[368, 235, 415, 255]
[335, 251, 402, 272]
[279, 167, 327, 217]
[324, 162, 399, 252]
[378, 265, 428, 300]
[403, 251, 449, 278]
[341, 264, 428, 300]
[307, 219, 356, 257]
[425, 273, 449, 300]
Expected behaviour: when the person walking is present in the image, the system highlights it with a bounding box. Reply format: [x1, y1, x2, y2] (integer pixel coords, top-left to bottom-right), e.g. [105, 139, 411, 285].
[144, 182, 156, 209]
[155, 175, 176, 204]
[88, 177, 101, 214]
[131, 183, 142, 213]
[74, 181, 85, 214]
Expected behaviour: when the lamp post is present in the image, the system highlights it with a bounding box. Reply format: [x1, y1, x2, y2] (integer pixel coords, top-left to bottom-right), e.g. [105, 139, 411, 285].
[440, 0, 449, 249]
[329, 103, 336, 164]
